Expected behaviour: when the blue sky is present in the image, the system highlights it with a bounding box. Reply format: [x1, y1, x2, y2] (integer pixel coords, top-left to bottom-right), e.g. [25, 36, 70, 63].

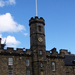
[0, 0, 75, 54]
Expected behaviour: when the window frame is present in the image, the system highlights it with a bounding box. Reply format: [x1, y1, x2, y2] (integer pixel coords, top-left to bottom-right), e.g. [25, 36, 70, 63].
[26, 59, 29, 66]
[66, 72, 69, 75]
[38, 26, 41, 31]
[8, 69, 13, 75]
[40, 63, 43, 67]
[40, 50, 42, 55]
[26, 70, 30, 75]
[8, 57, 13, 66]
[52, 62, 55, 71]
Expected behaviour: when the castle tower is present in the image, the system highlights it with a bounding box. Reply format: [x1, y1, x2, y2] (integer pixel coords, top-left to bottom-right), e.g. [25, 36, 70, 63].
[29, 16, 47, 75]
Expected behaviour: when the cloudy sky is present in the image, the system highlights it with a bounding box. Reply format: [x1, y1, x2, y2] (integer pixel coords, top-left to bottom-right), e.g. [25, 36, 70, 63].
[0, 0, 75, 54]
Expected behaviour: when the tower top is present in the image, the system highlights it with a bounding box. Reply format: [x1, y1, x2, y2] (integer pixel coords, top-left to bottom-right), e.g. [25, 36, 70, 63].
[29, 16, 45, 26]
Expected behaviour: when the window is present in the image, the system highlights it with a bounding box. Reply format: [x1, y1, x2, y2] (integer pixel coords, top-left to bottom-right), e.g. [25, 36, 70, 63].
[40, 51, 42, 55]
[8, 69, 13, 75]
[8, 58, 13, 65]
[26, 70, 30, 75]
[66, 72, 69, 75]
[52, 62, 55, 71]
[38, 26, 41, 31]
[41, 63, 43, 67]
[26, 59, 29, 66]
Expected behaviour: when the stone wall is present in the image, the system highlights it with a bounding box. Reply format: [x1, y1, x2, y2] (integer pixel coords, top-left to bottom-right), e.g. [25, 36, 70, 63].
[0, 47, 75, 75]
[0, 48, 32, 75]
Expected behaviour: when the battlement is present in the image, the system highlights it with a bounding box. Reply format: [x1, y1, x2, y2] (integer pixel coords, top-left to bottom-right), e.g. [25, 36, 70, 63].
[29, 16, 45, 26]
[46, 48, 72, 58]
[0, 47, 31, 56]
[0, 37, 72, 58]
[60, 49, 71, 55]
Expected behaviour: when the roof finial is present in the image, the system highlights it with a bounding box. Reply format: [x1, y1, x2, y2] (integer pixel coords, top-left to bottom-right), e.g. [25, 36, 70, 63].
[35, 0, 38, 16]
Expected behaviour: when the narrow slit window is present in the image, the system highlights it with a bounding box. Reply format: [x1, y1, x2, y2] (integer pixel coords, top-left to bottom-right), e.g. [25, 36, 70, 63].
[38, 26, 41, 31]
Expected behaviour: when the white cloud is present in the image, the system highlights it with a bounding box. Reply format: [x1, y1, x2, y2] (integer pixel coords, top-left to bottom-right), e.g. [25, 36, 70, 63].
[1, 35, 20, 48]
[0, 0, 5, 7]
[0, 0, 16, 7]
[24, 33, 28, 36]
[0, 13, 25, 33]
[7, 0, 16, 5]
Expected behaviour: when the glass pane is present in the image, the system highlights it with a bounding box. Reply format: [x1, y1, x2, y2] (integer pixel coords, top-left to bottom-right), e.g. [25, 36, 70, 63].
[8, 69, 13, 75]
[8, 58, 13, 65]
[40, 51, 42, 55]
[52, 62, 55, 71]
[26, 59, 29, 66]
[9, 58, 13, 61]
[41, 63, 43, 67]
[26, 70, 30, 75]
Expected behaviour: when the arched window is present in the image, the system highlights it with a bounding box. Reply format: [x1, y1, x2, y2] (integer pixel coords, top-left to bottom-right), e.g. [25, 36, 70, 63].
[52, 62, 55, 71]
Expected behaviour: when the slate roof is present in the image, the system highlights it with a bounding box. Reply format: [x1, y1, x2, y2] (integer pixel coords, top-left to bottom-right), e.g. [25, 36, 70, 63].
[65, 54, 75, 66]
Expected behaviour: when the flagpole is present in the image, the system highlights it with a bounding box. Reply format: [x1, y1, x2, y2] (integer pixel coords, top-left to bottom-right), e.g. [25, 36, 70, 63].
[35, 0, 37, 16]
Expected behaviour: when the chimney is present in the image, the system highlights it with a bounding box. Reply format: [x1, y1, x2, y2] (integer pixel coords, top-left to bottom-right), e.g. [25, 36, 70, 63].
[0, 38, 1, 48]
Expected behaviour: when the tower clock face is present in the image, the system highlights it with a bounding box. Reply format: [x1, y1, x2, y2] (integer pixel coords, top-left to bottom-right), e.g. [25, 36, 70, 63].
[38, 37, 43, 42]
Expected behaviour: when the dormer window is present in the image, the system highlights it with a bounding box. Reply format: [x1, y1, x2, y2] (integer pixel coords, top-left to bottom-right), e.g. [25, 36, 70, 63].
[38, 26, 41, 31]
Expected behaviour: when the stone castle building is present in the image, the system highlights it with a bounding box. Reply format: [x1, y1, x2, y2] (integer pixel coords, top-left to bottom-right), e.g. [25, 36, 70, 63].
[0, 16, 75, 75]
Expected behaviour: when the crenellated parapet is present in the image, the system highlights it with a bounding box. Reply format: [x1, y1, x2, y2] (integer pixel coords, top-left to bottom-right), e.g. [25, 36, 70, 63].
[29, 16, 45, 26]
[50, 48, 58, 56]
[0, 47, 32, 56]
[60, 49, 71, 55]
[46, 48, 72, 58]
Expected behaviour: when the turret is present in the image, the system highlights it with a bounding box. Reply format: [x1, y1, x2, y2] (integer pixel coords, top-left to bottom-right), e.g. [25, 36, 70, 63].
[29, 16, 45, 48]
